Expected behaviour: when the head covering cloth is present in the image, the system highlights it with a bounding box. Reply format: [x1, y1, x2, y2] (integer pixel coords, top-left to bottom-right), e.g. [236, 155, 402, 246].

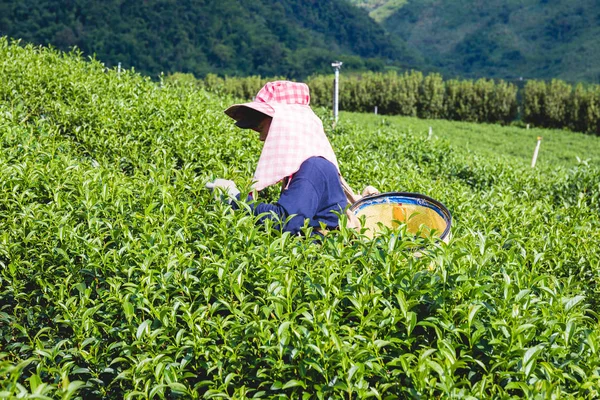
[225, 81, 339, 191]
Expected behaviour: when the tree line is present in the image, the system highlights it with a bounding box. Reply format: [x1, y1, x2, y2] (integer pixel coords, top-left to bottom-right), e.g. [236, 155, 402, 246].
[169, 72, 600, 135]
[0, 0, 414, 79]
[523, 80, 600, 135]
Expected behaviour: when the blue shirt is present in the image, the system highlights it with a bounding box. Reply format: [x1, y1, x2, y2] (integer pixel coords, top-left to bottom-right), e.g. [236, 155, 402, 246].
[235, 156, 348, 235]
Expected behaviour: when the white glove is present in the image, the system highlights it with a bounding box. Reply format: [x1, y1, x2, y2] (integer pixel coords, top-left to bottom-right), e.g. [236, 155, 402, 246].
[205, 178, 240, 201]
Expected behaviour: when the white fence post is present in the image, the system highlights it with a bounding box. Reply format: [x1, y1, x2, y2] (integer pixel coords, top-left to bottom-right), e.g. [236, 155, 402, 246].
[531, 136, 542, 168]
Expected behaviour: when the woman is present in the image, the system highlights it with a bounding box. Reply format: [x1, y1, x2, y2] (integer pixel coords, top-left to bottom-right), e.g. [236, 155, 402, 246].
[206, 81, 350, 235]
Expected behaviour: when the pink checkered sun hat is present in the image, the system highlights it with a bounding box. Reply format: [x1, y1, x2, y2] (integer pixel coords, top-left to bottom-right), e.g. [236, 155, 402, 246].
[224, 81, 339, 191]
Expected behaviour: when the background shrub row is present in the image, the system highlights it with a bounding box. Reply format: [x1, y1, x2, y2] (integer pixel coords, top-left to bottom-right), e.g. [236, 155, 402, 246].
[180, 71, 519, 125]
[523, 79, 600, 134]
[171, 72, 600, 135]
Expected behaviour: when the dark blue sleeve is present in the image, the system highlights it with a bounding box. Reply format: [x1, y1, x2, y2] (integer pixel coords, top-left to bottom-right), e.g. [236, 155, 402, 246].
[230, 157, 344, 235]
[232, 194, 287, 222]
[232, 178, 319, 235]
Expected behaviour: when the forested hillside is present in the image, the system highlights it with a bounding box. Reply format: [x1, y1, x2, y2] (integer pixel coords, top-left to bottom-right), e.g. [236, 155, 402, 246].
[4, 0, 599, 83]
[350, 0, 600, 83]
[0, 0, 421, 78]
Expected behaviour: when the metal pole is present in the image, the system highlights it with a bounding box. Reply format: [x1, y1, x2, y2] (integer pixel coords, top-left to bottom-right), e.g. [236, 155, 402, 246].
[331, 61, 342, 125]
[333, 74, 338, 121]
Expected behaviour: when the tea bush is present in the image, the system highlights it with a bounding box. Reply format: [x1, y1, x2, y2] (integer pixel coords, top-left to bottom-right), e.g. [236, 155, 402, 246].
[1, 38, 600, 399]
[342, 112, 600, 169]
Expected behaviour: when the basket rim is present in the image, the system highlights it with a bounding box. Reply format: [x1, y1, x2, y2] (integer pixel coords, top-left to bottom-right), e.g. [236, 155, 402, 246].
[349, 191, 452, 240]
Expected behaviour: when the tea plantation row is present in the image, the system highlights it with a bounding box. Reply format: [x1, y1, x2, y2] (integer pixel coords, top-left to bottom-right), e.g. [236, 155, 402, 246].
[342, 113, 600, 169]
[1, 39, 599, 398]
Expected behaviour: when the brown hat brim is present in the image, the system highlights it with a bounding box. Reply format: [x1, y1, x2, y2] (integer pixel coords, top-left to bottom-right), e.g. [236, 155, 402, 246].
[224, 102, 275, 123]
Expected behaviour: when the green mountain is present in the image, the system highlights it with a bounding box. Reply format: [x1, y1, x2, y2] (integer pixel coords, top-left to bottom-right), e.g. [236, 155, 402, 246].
[349, 0, 600, 83]
[5, 0, 598, 83]
[0, 0, 422, 79]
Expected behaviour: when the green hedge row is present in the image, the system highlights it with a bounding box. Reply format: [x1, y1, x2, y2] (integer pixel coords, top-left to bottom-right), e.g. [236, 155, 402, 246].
[169, 72, 600, 135]
[172, 71, 519, 125]
[308, 72, 518, 125]
[523, 79, 600, 134]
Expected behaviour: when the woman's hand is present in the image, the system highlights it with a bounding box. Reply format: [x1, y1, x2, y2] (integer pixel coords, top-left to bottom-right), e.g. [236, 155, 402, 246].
[361, 186, 379, 197]
[206, 179, 240, 202]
